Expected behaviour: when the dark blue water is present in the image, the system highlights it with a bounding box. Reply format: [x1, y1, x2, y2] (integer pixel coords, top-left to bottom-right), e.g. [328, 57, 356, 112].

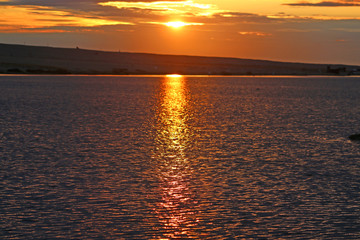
[1, 75, 360, 239]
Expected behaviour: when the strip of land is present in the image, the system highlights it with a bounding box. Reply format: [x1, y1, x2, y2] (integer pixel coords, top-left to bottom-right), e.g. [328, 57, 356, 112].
[0, 43, 359, 75]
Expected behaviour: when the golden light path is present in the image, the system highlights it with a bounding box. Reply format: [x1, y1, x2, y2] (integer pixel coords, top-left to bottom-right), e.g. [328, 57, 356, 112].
[152, 74, 199, 239]
[165, 74, 183, 78]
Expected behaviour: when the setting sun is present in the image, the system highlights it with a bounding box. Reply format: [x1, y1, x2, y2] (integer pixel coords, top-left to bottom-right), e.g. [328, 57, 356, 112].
[165, 21, 188, 28]
[164, 21, 203, 29]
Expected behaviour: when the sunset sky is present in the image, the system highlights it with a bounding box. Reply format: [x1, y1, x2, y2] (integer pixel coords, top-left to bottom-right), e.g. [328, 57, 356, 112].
[0, 0, 359, 65]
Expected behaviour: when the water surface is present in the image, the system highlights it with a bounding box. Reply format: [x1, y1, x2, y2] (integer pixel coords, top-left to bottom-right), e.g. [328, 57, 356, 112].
[1, 75, 360, 239]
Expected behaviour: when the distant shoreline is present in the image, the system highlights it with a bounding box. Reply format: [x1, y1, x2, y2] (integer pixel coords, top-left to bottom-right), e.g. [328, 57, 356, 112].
[1, 43, 359, 76]
[2, 74, 360, 79]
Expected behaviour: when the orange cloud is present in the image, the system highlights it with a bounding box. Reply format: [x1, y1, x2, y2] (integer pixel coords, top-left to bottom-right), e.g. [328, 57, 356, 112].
[0, 5, 132, 32]
[238, 31, 271, 36]
[284, 0, 360, 7]
[267, 12, 360, 20]
[98, 0, 222, 17]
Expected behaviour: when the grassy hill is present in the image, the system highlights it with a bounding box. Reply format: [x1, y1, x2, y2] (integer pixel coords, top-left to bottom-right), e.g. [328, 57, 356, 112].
[0, 43, 359, 75]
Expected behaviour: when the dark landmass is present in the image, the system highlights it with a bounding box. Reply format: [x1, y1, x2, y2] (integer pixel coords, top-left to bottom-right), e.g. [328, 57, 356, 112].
[0, 43, 359, 75]
[349, 134, 360, 141]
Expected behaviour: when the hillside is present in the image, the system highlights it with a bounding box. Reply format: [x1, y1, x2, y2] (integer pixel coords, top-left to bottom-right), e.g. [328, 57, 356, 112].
[0, 43, 359, 75]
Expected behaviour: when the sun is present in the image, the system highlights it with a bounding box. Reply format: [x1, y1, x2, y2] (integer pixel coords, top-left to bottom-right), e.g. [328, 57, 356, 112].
[162, 21, 204, 29]
[165, 21, 188, 29]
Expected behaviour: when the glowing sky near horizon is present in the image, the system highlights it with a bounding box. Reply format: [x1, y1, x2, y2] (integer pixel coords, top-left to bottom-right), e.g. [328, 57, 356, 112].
[0, 0, 359, 65]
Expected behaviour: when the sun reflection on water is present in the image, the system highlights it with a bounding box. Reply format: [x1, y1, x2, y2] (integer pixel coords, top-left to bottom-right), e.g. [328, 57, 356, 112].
[152, 74, 200, 239]
[163, 75, 187, 153]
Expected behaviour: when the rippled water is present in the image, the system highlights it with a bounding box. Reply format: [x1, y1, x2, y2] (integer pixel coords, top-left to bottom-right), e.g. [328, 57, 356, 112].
[1, 75, 360, 239]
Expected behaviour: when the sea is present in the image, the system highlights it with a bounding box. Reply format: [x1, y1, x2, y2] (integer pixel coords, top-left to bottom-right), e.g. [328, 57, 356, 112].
[1, 75, 360, 239]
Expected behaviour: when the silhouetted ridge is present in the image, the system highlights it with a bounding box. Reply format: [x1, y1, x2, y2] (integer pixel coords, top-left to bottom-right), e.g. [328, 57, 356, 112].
[0, 43, 359, 75]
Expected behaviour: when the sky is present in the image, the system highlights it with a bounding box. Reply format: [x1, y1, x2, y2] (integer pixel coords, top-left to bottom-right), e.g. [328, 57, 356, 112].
[0, 0, 359, 65]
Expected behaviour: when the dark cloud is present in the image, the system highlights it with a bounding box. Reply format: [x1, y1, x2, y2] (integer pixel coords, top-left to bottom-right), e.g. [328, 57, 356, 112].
[0, 0, 99, 7]
[0, 0, 184, 19]
[1, 0, 180, 7]
[285, 1, 360, 7]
